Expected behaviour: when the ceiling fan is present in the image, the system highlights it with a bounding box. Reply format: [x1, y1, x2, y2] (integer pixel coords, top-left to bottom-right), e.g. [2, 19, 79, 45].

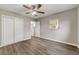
[23, 4, 45, 16]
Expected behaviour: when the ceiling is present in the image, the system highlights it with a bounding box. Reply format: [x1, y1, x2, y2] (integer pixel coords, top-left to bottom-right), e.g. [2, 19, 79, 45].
[0, 4, 78, 19]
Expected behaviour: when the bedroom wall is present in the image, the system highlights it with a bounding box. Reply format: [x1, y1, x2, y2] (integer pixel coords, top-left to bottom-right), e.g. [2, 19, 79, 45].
[39, 8, 77, 46]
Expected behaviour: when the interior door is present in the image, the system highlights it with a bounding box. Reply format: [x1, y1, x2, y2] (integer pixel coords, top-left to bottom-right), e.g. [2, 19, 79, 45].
[35, 21, 40, 37]
[30, 21, 36, 36]
[1, 15, 14, 46]
[15, 18, 24, 42]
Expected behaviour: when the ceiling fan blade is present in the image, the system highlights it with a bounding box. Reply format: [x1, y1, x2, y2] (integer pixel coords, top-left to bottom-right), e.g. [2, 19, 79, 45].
[32, 5, 36, 9]
[36, 11, 45, 14]
[26, 12, 30, 14]
[25, 12, 31, 14]
[37, 4, 42, 9]
[25, 10, 32, 14]
[23, 5, 31, 9]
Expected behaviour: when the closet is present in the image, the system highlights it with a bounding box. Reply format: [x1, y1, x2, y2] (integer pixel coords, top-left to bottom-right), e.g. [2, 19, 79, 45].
[1, 15, 24, 46]
[1, 15, 14, 46]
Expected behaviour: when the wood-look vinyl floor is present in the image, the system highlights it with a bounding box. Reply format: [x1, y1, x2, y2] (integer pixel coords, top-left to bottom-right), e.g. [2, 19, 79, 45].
[0, 37, 79, 55]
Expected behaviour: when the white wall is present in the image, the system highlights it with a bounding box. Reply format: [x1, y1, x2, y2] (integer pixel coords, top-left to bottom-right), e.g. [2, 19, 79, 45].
[24, 18, 32, 39]
[39, 8, 77, 46]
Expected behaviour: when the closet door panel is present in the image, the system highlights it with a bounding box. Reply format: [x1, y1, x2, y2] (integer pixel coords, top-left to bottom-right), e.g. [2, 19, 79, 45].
[1, 15, 14, 46]
[15, 18, 24, 42]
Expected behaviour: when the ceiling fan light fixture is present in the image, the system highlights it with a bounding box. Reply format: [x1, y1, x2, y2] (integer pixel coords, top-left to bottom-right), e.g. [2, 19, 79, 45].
[31, 11, 38, 16]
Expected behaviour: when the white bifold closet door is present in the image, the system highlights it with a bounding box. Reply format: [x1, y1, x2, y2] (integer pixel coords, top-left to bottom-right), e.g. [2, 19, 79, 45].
[1, 15, 24, 46]
[14, 18, 24, 42]
[1, 15, 14, 46]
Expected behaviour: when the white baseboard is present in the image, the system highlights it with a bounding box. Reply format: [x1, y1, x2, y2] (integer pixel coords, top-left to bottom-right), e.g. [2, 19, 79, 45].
[40, 36, 78, 48]
[24, 36, 31, 40]
[0, 37, 31, 48]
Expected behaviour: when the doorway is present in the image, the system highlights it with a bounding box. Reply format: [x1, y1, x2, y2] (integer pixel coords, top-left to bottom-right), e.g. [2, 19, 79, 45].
[30, 21, 40, 37]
